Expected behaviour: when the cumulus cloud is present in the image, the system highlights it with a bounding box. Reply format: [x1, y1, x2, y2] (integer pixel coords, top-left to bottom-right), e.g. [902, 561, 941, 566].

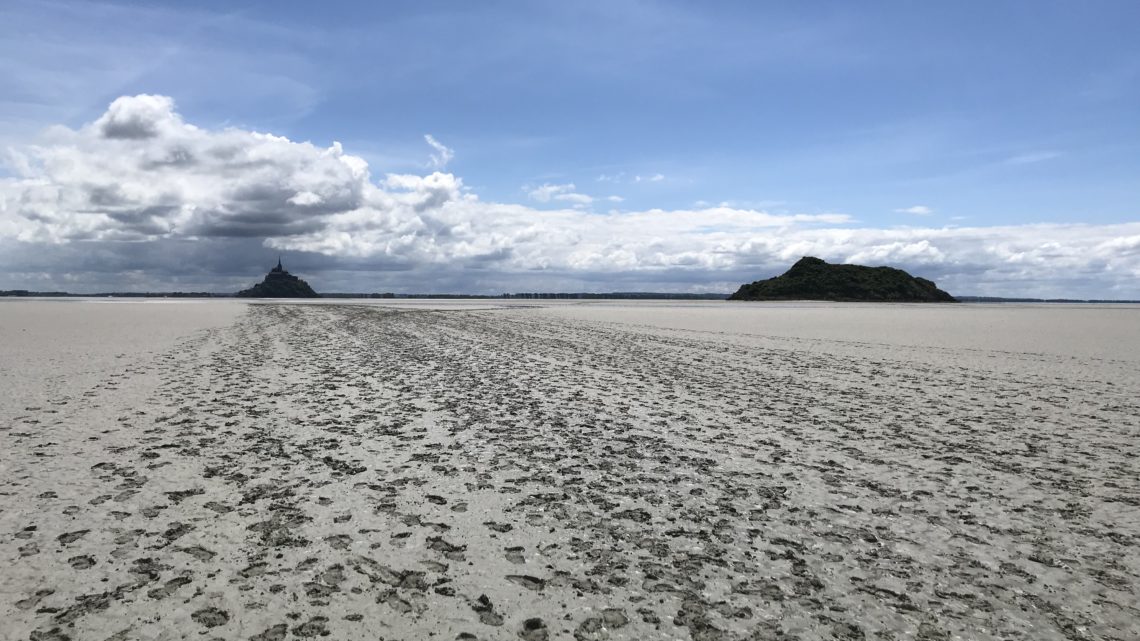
[1, 95, 1138, 298]
[895, 205, 933, 215]
[424, 134, 454, 169]
[94, 94, 183, 140]
[3, 96, 369, 243]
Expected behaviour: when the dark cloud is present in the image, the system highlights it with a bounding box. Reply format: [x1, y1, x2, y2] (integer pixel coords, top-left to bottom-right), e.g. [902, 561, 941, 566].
[140, 146, 197, 169]
[95, 94, 174, 139]
[99, 115, 160, 140]
[87, 184, 127, 207]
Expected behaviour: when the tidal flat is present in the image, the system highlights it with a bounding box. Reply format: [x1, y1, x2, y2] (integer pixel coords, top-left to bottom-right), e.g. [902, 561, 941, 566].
[1, 299, 1138, 641]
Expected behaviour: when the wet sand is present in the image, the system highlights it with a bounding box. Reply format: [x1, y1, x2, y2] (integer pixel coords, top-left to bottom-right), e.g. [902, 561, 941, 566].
[1, 300, 1138, 641]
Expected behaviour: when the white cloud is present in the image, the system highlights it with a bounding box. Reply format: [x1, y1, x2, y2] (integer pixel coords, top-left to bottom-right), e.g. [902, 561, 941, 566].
[2, 96, 370, 243]
[424, 134, 454, 169]
[288, 191, 323, 206]
[1, 95, 1138, 298]
[94, 94, 184, 140]
[600, 172, 664, 184]
[527, 183, 575, 203]
[557, 192, 594, 205]
[527, 183, 595, 206]
[845, 239, 945, 264]
[895, 205, 934, 216]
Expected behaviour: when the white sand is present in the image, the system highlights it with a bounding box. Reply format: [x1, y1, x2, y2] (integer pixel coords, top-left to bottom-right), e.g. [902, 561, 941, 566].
[1, 300, 1137, 641]
[0, 300, 247, 414]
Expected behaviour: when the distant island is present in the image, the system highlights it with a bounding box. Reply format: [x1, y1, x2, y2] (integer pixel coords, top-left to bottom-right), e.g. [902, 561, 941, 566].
[235, 258, 319, 298]
[729, 256, 957, 302]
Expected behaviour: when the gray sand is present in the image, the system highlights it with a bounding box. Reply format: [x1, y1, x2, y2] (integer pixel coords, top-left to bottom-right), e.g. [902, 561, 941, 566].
[1, 300, 1137, 640]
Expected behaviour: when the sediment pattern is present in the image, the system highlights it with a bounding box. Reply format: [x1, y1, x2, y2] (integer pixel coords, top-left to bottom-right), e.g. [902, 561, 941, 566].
[2, 304, 1138, 640]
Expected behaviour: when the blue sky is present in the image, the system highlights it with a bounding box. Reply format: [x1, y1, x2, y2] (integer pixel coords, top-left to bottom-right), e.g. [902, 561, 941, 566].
[1, 1, 1139, 295]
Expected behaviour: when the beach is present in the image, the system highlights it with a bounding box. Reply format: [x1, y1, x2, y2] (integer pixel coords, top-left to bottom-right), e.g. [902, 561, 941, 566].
[1, 300, 1137, 641]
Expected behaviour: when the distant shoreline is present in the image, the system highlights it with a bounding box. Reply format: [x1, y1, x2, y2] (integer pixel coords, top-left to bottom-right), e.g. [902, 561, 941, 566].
[0, 290, 729, 301]
[2, 290, 1139, 303]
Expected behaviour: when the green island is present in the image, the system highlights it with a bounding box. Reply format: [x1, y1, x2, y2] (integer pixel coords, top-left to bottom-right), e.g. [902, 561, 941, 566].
[729, 256, 957, 302]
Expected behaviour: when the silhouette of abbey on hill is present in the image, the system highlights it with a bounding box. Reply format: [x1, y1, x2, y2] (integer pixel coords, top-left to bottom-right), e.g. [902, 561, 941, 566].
[236, 258, 319, 298]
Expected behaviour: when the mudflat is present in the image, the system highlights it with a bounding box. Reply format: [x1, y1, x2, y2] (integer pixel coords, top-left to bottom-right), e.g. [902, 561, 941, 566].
[1, 300, 1137, 641]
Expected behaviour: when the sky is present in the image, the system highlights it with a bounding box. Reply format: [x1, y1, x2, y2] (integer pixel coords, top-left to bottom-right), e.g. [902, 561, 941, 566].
[1, 0, 1139, 297]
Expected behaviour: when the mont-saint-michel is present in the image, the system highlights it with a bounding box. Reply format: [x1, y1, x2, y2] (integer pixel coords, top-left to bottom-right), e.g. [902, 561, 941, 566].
[2, 4, 1139, 641]
[236, 259, 320, 298]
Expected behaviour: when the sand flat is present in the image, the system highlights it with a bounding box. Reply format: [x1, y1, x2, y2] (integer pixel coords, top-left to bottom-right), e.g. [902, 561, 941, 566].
[1, 300, 1137, 641]
[0, 299, 247, 414]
